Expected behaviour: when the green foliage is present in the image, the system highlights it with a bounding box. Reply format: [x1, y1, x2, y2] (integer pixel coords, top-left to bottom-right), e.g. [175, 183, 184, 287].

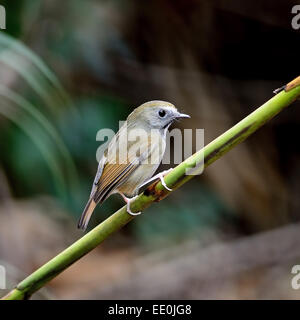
[0, 32, 131, 215]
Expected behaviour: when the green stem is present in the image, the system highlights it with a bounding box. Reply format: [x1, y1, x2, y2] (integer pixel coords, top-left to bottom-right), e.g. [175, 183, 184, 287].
[2, 81, 300, 300]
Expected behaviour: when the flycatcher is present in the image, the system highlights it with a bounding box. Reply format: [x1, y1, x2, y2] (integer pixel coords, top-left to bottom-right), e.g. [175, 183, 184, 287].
[78, 100, 190, 230]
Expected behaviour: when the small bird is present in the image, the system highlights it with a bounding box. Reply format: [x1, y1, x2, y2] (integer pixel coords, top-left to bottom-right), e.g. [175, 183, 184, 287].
[78, 100, 190, 230]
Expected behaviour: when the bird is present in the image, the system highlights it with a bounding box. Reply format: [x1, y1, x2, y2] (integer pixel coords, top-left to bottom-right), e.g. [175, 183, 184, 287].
[78, 100, 190, 230]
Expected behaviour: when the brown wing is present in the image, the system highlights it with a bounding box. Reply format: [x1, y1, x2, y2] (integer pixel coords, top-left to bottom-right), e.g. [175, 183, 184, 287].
[92, 123, 154, 202]
[92, 158, 139, 203]
[78, 158, 139, 230]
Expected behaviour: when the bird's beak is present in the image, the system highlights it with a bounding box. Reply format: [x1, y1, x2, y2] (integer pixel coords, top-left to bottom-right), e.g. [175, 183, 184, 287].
[176, 112, 190, 119]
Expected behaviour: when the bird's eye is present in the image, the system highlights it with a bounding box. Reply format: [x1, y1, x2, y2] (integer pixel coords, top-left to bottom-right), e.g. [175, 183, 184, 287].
[158, 109, 166, 118]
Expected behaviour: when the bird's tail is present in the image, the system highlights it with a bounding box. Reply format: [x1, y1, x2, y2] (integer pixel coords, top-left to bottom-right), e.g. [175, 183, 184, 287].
[77, 198, 97, 230]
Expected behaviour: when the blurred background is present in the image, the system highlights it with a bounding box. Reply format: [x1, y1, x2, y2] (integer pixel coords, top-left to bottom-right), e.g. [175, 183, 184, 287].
[0, 0, 300, 299]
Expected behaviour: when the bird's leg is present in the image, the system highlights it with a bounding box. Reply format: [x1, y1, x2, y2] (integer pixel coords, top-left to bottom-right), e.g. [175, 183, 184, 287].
[119, 192, 141, 216]
[139, 168, 173, 191]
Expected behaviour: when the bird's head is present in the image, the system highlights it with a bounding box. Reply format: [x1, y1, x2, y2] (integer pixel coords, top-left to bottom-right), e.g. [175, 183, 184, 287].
[127, 100, 190, 131]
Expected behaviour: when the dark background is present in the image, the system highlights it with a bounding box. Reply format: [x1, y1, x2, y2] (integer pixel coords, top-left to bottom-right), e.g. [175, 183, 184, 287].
[0, 0, 300, 299]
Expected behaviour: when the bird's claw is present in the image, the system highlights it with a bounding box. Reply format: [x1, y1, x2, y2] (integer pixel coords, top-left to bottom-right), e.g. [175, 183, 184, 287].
[138, 168, 173, 192]
[158, 172, 172, 191]
[126, 196, 141, 216]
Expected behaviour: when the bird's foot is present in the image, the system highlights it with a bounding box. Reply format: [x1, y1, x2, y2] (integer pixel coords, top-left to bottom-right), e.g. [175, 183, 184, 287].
[119, 193, 141, 216]
[157, 169, 173, 191]
[140, 168, 173, 191]
[126, 196, 141, 216]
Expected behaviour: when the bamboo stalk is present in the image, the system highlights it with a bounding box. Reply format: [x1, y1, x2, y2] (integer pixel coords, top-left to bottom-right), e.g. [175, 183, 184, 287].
[2, 77, 300, 300]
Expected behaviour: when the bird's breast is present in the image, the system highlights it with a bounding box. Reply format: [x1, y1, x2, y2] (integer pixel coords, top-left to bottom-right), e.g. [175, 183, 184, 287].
[117, 130, 166, 197]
